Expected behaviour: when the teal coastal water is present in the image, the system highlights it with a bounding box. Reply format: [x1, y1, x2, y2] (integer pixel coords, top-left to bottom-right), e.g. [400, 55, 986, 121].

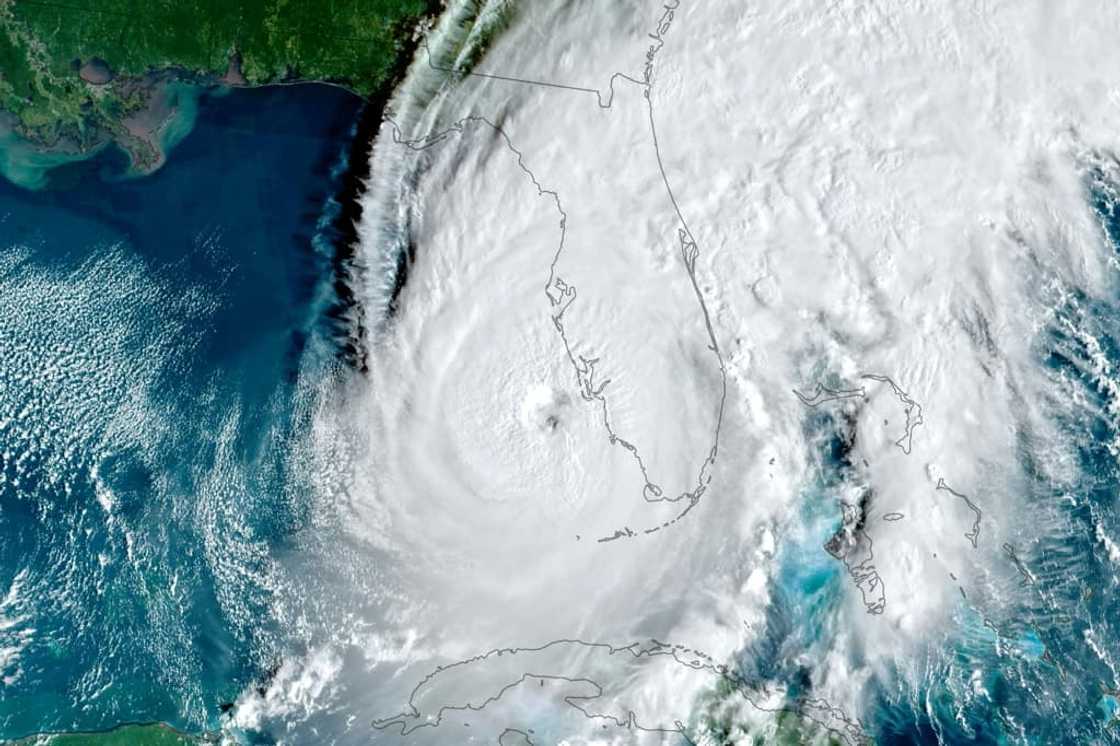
[734, 411, 844, 701]
[1100, 694, 1119, 723]
[1015, 629, 1045, 662]
[0, 82, 362, 739]
[859, 168, 1120, 744]
[0, 128, 105, 191]
[0, 83, 204, 191]
[155, 83, 205, 156]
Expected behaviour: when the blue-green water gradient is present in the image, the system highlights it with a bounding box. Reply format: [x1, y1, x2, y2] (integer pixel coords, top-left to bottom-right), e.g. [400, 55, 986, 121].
[0, 83, 361, 739]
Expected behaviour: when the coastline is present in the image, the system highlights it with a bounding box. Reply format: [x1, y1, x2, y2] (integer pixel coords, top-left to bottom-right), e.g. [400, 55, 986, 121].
[0, 78, 368, 744]
[11, 721, 206, 745]
[0, 0, 446, 191]
[0, 119, 108, 191]
[318, 3, 450, 373]
[0, 1, 446, 361]
[0, 6, 442, 744]
[320, 82, 391, 373]
[0, 75, 204, 190]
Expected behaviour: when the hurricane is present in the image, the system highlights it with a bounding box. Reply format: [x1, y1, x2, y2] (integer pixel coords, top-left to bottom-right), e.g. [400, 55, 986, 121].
[224, 0, 1120, 742]
[5, 0, 1120, 743]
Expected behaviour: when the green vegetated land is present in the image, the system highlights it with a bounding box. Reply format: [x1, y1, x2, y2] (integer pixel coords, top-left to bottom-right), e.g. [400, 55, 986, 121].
[15, 723, 202, 745]
[0, 0, 433, 148]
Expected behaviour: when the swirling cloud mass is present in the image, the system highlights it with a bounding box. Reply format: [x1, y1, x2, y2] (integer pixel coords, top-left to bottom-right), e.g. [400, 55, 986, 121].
[228, 0, 1120, 743]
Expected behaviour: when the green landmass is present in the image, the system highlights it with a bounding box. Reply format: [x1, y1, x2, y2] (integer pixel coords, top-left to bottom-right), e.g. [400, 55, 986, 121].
[0, 0, 435, 166]
[692, 675, 850, 745]
[14, 722, 205, 745]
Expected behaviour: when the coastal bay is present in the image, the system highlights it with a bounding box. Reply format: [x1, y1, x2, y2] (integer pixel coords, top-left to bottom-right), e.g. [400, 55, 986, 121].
[0, 0, 436, 176]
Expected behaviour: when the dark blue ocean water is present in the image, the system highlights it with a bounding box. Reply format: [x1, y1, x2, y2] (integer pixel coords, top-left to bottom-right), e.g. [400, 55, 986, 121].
[0, 83, 361, 739]
[770, 354, 1120, 744]
[856, 173, 1120, 745]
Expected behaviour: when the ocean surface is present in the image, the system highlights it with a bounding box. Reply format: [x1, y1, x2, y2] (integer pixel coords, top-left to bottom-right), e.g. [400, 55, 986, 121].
[291, 1, 1120, 743]
[0, 82, 362, 739]
[7, 1, 1120, 742]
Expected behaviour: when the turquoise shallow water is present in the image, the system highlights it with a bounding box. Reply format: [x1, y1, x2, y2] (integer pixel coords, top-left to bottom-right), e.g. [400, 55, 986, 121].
[0, 83, 204, 192]
[0, 83, 361, 739]
[764, 364, 1120, 744]
[7, 73, 1120, 746]
[857, 172, 1120, 744]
